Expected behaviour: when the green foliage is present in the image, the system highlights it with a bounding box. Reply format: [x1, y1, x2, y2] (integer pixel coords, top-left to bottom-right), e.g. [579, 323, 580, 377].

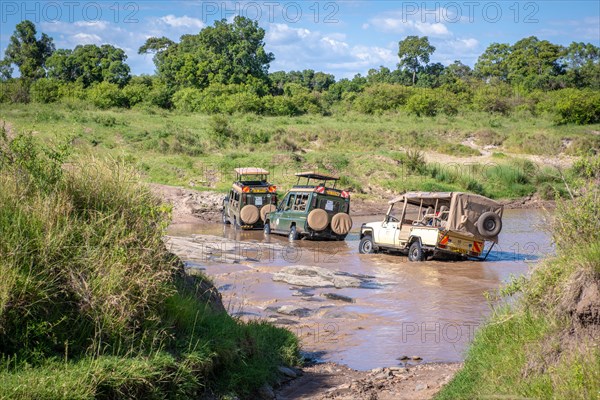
[172, 87, 203, 112]
[141, 16, 273, 90]
[4, 20, 54, 81]
[46, 44, 131, 87]
[208, 115, 238, 146]
[398, 36, 436, 85]
[406, 90, 438, 117]
[553, 88, 600, 125]
[353, 84, 414, 113]
[87, 82, 126, 109]
[0, 134, 299, 398]
[29, 78, 60, 103]
[122, 82, 151, 107]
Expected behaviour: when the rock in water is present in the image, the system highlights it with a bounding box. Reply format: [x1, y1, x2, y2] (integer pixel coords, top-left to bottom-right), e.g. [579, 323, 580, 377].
[322, 293, 355, 303]
[272, 265, 362, 288]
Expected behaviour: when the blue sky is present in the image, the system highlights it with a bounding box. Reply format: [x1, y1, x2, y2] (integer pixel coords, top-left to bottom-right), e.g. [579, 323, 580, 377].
[1, 1, 599, 79]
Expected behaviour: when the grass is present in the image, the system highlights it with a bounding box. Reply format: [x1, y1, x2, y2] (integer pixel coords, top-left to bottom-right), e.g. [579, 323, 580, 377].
[437, 184, 600, 399]
[1, 103, 598, 199]
[0, 132, 299, 399]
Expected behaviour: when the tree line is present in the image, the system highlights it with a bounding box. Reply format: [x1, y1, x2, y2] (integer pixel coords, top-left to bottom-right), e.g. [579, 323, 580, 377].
[1, 17, 599, 124]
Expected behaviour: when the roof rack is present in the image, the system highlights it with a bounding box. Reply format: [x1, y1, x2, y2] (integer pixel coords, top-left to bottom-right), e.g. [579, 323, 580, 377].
[294, 171, 339, 189]
[235, 167, 269, 176]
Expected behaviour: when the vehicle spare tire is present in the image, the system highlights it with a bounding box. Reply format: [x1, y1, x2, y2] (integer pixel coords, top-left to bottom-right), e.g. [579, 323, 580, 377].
[331, 213, 352, 235]
[240, 205, 260, 225]
[307, 209, 329, 231]
[260, 204, 276, 222]
[476, 211, 502, 237]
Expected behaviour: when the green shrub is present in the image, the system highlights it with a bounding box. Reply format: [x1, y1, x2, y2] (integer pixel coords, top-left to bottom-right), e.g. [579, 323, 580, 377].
[172, 87, 203, 112]
[553, 88, 600, 125]
[353, 84, 414, 114]
[473, 83, 513, 115]
[87, 82, 126, 108]
[29, 78, 61, 103]
[208, 115, 238, 146]
[122, 83, 151, 107]
[406, 90, 438, 117]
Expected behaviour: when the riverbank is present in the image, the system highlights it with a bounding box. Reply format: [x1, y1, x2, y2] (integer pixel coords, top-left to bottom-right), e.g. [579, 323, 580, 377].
[0, 134, 299, 399]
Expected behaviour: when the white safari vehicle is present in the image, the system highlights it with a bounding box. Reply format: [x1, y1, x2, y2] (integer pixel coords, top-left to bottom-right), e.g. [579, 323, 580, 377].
[359, 192, 503, 261]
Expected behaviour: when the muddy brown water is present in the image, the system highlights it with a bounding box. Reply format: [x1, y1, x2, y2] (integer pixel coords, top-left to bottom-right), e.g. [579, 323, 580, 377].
[167, 209, 552, 371]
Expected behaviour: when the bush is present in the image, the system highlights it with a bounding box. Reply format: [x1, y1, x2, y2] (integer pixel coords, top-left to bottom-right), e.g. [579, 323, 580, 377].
[0, 79, 30, 103]
[122, 83, 151, 107]
[472, 83, 513, 115]
[87, 82, 126, 108]
[553, 88, 600, 125]
[172, 87, 203, 112]
[406, 90, 438, 117]
[29, 78, 61, 103]
[352, 84, 414, 114]
[208, 115, 238, 146]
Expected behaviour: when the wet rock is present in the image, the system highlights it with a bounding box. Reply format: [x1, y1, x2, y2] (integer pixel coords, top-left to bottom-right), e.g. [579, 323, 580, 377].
[398, 355, 410, 361]
[277, 366, 298, 378]
[322, 293, 355, 303]
[272, 265, 363, 288]
[411, 355, 422, 361]
[268, 305, 312, 317]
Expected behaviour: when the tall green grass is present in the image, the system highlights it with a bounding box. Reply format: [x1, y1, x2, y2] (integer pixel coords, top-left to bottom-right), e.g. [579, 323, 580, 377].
[0, 132, 299, 398]
[437, 185, 600, 399]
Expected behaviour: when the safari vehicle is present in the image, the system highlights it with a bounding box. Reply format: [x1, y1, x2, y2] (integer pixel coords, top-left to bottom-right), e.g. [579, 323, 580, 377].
[264, 171, 352, 241]
[359, 192, 503, 261]
[222, 168, 278, 229]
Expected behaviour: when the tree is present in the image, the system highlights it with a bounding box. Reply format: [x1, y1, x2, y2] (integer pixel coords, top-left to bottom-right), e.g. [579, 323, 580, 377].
[475, 43, 511, 81]
[140, 16, 274, 89]
[505, 36, 564, 89]
[0, 59, 13, 81]
[563, 42, 600, 89]
[398, 36, 436, 85]
[46, 44, 130, 87]
[4, 20, 54, 80]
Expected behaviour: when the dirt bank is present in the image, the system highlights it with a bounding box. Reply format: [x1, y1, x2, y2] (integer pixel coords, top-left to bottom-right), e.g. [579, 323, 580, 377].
[276, 362, 462, 400]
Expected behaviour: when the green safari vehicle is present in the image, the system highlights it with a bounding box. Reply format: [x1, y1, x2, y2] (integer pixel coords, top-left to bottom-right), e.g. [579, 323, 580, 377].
[264, 171, 352, 241]
[222, 168, 278, 229]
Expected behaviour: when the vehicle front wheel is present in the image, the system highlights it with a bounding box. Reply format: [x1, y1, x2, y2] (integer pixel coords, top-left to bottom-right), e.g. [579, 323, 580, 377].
[359, 236, 375, 254]
[288, 226, 299, 241]
[408, 241, 423, 262]
[264, 222, 271, 235]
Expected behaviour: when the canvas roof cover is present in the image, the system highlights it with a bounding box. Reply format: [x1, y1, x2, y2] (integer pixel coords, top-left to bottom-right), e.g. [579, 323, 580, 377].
[390, 192, 504, 242]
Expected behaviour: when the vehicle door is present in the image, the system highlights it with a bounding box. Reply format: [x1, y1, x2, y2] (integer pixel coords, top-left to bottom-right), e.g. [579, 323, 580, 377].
[292, 192, 310, 231]
[379, 204, 400, 246]
[273, 193, 295, 232]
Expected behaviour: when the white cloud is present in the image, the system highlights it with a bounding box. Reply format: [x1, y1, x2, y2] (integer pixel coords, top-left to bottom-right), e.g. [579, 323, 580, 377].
[158, 15, 205, 29]
[265, 23, 397, 78]
[369, 7, 457, 38]
[72, 33, 102, 45]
